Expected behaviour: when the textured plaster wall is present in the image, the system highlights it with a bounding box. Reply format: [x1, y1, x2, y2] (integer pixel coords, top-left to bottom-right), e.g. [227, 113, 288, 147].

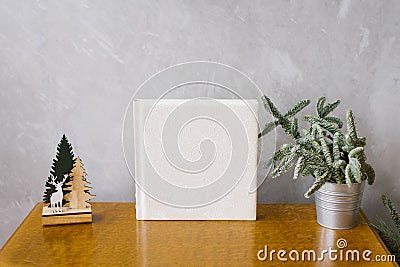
[1, 0, 400, 247]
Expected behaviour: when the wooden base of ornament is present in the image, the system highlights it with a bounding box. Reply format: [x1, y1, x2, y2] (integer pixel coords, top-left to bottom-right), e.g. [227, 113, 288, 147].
[42, 205, 92, 226]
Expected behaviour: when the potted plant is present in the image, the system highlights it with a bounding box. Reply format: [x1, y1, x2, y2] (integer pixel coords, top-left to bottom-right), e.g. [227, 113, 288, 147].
[259, 95, 375, 229]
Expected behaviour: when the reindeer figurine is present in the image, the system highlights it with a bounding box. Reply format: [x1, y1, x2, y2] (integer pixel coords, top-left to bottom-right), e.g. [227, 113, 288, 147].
[49, 174, 68, 213]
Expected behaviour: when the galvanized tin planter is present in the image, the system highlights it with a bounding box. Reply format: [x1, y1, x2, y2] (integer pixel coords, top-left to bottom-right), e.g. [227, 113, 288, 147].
[315, 181, 365, 230]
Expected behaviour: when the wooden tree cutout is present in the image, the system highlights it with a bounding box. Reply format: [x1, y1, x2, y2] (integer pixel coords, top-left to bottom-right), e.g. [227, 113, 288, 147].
[64, 157, 95, 209]
[42, 136, 95, 225]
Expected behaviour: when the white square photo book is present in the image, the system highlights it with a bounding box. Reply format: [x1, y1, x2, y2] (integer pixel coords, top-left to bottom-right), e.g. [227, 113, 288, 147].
[133, 99, 258, 220]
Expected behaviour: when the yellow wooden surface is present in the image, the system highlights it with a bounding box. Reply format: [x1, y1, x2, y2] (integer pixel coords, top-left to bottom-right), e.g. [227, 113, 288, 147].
[0, 202, 397, 266]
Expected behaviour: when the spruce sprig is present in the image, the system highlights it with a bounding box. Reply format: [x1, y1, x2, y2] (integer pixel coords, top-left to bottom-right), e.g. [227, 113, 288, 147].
[370, 195, 400, 259]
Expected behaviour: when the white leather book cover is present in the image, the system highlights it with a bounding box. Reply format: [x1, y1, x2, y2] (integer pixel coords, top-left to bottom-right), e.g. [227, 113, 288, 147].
[133, 99, 258, 220]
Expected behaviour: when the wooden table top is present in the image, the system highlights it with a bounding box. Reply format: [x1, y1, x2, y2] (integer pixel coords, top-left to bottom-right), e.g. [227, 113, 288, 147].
[0, 202, 397, 266]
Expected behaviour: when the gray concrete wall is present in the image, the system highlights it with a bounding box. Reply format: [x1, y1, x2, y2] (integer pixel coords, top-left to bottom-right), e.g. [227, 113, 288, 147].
[1, 0, 400, 247]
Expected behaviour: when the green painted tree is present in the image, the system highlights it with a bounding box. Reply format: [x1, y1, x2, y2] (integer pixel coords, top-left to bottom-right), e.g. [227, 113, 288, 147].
[43, 134, 75, 205]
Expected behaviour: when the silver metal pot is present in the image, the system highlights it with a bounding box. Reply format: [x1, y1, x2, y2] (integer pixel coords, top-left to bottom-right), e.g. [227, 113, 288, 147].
[315, 181, 365, 230]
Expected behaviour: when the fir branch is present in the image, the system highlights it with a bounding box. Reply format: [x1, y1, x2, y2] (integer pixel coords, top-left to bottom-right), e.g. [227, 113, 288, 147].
[347, 109, 358, 140]
[333, 132, 341, 162]
[259, 121, 278, 138]
[304, 171, 330, 198]
[356, 136, 367, 147]
[281, 119, 299, 139]
[261, 95, 283, 119]
[310, 140, 323, 154]
[348, 158, 362, 183]
[348, 147, 365, 163]
[271, 146, 299, 178]
[303, 115, 338, 134]
[370, 195, 400, 257]
[264, 143, 294, 169]
[293, 156, 305, 180]
[382, 195, 400, 234]
[274, 144, 295, 160]
[324, 116, 343, 128]
[345, 164, 353, 185]
[321, 99, 341, 118]
[332, 169, 345, 184]
[297, 147, 326, 169]
[315, 125, 333, 166]
[333, 159, 346, 170]
[290, 117, 299, 138]
[263, 156, 274, 170]
[365, 163, 375, 185]
[300, 164, 314, 177]
[316, 97, 326, 118]
[260, 96, 308, 140]
[370, 217, 400, 253]
[284, 99, 310, 118]
[335, 131, 346, 148]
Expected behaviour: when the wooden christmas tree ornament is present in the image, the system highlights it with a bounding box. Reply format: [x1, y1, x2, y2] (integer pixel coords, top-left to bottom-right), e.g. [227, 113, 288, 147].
[42, 135, 95, 226]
